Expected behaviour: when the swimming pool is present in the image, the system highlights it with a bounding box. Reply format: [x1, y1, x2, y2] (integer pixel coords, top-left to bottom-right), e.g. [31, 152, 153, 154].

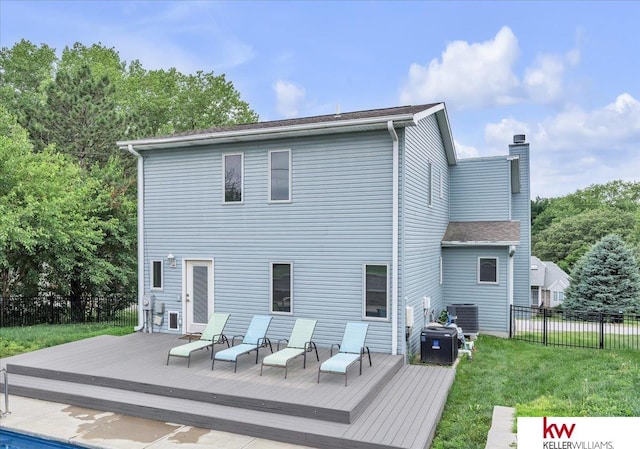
[0, 429, 78, 449]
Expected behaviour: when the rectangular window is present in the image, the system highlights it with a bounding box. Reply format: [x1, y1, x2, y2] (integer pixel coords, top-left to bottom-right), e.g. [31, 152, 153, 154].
[269, 149, 291, 202]
[223, 153, 243, 203]
[151, 260, 163, 290]
[428, 162, 433, 207]
[271, 262, 292, 314]
[364, 264, 388, 319]
[478, 257, 498, 284]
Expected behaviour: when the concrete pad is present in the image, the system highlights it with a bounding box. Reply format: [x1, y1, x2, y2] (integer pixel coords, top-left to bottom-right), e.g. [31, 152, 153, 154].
[71, 414, 182, 449]
[484, 405, 517, 449]
[148, 427, 256, 449]
[0, 396, 114, 443]
[244, 438, 314, 449]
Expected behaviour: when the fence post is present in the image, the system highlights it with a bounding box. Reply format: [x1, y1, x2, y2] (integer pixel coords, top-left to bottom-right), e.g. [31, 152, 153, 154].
[543, 307, 548, 346]
[509, 305, 513, 338]
[599, 312, 605, 349]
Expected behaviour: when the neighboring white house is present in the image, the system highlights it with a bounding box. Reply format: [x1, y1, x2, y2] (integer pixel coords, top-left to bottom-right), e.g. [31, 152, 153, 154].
[530, 256, 570, 307]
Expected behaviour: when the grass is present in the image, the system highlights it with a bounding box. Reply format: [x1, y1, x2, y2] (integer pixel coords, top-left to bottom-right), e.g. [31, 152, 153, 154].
[428, 335, 640, 449]
[0, 323, 134, 358]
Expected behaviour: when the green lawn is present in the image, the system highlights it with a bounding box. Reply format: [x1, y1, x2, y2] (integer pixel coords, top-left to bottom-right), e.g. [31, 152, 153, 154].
[0, 323, 134, 358]
[2, 327, 639, 449]
[430, 335, 640, 449]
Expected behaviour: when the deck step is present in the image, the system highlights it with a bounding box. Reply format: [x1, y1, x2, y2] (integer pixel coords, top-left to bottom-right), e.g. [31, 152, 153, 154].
[3, 365, 454, 449]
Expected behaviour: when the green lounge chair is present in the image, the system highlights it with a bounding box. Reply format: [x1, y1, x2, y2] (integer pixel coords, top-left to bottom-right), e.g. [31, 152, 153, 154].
[317, 322, 372, 386]
[212, 315, 273, 372]
[166, 312, 230, 367]
[260, 318, 319, 379]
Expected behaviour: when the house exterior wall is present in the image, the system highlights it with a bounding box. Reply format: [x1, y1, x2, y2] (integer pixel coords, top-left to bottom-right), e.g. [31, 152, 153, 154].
[401, 114, 451, 356]
[509, 143, 531, 308]
[449, 157, 511, 221]
[444, 142, 531, 333]
[442, 246, 510, 332]
[141, 130, 398, 352]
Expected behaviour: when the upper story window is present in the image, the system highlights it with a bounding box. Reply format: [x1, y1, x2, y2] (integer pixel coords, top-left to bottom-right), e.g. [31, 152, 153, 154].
[478, 257, 498, 284]
[223, 153, 243, 203]
[269, 149, 291, 202]
[363, 264, 388, 320]
[271, 262, 292, 314]
[151, 260, 163, 290]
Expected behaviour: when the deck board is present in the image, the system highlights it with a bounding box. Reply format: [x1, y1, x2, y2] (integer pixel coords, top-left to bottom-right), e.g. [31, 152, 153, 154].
[1, 332, 455, 449]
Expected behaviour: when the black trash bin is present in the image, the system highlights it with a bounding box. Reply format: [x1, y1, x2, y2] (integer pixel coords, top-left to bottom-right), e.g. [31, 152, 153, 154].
[420, 326, 458, 365]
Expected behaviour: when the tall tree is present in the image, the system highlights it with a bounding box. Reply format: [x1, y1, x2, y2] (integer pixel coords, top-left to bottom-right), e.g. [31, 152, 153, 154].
[563, 235, 640, 314]
[32, 63, 122, 167]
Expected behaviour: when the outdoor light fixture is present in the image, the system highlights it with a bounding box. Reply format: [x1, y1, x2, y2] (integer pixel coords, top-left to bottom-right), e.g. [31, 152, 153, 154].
[167, 252, 176, 268]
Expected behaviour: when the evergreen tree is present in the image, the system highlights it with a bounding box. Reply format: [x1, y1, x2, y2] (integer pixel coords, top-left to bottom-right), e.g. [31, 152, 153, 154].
[564, 234, 640, 313]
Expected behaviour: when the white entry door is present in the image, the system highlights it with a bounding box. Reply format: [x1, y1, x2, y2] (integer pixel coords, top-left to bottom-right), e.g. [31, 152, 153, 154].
[185, 260, 213, 333]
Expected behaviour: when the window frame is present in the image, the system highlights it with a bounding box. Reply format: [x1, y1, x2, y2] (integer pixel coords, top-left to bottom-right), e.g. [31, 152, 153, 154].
[150, 259, 163, 291]
[222, 152, 244, 204]
[270, 261, 293, 315]
[362, 263, 390, 321]
[268, 148, 292, 203]
[478, 257, 499, 284]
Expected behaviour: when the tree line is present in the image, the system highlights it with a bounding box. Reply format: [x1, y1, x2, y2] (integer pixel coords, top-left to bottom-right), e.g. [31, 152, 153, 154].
[532, 181, 640, 313]
[0, 39, 257, 302]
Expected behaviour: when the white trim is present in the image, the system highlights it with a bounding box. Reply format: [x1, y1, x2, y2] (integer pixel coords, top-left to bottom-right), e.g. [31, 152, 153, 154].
[268, 149, 292, 203]
[150, 259, 163, 291]
[181, 258, 214, 334]
[127, 145, 145, 331]
[387, 121, 399, 354]
[442, 241, 519, 247]
[478, 257, 499, 284]
[362, 263, 390, 322]
[117, 114, 419, 150]
[428, 161, 433, 208]
[222, 152, 244, 204]
[167, 311, 180, 331]
[270, 261, 293, 315]
[439, 256, 443, 285]
[439, 168, 443, 199]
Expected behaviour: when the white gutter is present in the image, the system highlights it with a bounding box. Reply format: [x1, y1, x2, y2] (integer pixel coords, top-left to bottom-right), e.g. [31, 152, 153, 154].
[117, 115, 417, 151]
[387, 121, 399, 356]
[128, 144, 145, 332]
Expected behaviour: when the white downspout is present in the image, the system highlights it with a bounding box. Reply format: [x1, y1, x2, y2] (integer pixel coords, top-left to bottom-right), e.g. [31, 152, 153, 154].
[128, 144, 145, 332]
[387, 121, 399, 356]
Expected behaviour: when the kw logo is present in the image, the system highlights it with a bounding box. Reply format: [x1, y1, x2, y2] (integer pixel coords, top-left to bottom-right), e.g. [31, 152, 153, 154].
[543, 417, 576, 439]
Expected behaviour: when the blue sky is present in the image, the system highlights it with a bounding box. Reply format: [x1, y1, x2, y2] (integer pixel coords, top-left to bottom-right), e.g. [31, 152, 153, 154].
[2, 1, 639, 198]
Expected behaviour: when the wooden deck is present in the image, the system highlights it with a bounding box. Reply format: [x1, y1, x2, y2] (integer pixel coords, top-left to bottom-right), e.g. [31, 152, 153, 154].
[0, 332, 455, 449]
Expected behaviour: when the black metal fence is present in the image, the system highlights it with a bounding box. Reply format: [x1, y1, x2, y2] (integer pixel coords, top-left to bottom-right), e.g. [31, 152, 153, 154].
[510, 305, 640, 350]
[0, 295, 138, 328]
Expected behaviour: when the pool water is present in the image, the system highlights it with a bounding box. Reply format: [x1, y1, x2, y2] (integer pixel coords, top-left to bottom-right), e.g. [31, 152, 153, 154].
[0, 429, 77, 449]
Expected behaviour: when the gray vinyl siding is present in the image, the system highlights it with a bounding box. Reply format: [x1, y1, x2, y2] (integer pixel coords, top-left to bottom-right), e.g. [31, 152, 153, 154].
[449, 157, 511, 221]
[141, 130, 395, 352]
[401, 115, 451, 357]
[509, 144, 531, 307]
[442, 247, 510, 332]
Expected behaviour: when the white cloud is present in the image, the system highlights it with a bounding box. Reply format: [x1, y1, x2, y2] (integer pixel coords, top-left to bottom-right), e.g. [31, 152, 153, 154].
[485, 118, 530, 150]
[400, 26, 581, 109]
[453, 140, 480, 159]
[483, 94, 640, 197]
[273, 80, 306, 118]
[400, 26, 521, 109]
